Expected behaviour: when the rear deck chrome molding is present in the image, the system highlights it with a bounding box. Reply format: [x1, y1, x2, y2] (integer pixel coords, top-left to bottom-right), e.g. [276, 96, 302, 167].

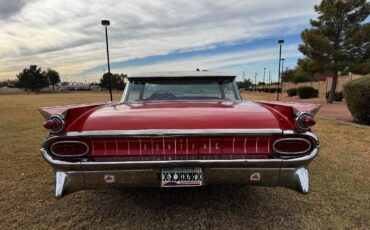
[65, 128, 283, 137]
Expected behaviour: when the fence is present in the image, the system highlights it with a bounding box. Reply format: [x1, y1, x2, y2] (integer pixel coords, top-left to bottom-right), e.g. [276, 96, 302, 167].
[281, 74, 364, 95]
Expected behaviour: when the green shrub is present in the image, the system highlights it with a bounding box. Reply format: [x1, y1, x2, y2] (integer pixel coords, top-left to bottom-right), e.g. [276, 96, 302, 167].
[287, 88, 297, 97]
[297, 86, 315, 99]
[326, 91, 344, 101]
[343, 77, 370, 125]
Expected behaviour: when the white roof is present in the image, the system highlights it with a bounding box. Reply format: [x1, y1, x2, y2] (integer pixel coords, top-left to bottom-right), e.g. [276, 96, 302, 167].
[128, 71, 236, 79]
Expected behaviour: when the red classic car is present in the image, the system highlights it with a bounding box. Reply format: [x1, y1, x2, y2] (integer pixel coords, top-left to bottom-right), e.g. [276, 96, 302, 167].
[40, 71, 320, 198]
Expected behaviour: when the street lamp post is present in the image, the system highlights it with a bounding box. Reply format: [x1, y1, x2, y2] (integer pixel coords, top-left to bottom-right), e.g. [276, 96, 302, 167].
[254, 73, 257, 91]
[101, 20, 113, 101]
[263, 67, 266, 91]
[269, 70, 271, 84]
[281, 58, 285, 94]
[277, 39, 284, 101]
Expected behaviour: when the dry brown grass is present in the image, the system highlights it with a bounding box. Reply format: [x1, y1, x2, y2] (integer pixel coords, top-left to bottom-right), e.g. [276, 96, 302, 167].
[241, 91, 277, 101]
[0, 92, 369, 229]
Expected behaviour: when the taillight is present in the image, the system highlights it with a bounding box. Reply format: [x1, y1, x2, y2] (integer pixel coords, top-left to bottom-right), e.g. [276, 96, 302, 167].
[296, 112, 315, 130]
[44, 114, 65, 134]
[273, 138, 311, 155]
[50, 141, 89, 157]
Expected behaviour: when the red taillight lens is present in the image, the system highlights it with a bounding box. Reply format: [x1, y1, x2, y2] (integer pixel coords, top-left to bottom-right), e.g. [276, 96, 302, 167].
[43, 115, 65, 133]
[273, 138, 311, 155]
[50, 141, 89, 157]
[296, 113, 316, 130]
[44, 119, 60, 129]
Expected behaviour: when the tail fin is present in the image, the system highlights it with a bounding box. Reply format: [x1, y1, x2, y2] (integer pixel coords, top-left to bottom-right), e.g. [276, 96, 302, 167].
[255, 101, 321, 116]
[39, 102, 114, 120]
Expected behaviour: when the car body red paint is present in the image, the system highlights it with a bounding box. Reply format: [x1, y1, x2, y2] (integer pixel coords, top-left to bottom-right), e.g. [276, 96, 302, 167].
[39, 71, 321, 198]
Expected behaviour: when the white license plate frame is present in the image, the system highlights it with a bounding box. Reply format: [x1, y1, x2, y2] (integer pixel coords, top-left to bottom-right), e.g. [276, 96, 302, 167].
[161, 168, 203, 187]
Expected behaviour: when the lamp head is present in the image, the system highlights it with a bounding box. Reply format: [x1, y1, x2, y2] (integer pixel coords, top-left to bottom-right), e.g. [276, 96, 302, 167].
[101, 20, 110, 27]
[278, 39, 284, 44]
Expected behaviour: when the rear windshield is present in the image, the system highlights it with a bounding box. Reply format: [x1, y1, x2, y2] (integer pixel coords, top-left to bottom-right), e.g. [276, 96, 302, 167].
[126, 78, 239, 102]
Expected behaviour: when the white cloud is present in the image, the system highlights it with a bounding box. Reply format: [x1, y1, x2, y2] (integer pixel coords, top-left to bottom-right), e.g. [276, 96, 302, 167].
[0, 0, 320, 80]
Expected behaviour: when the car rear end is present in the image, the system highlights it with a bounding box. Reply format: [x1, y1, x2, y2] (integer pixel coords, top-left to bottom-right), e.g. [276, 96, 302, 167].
[39, 71, 320, 199]
[41, 128, 319, 198]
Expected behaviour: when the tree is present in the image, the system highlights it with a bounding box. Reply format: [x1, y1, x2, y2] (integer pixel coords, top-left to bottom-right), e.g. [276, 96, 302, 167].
[100, 73, 127, 91]
[346, 22, 370, 74]
[45, 68, 61, 90]
[0, 79, 20, 88]
[282, 66, 314, 84]
[237, 79, 253, 89]
[282, 69, 296, 83]
[299, 0, 369, 103]
[17, 65, 49, 93]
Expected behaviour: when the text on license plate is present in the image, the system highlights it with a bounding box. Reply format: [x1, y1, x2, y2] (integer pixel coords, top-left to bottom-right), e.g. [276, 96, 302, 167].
[161, 168, 203, 187]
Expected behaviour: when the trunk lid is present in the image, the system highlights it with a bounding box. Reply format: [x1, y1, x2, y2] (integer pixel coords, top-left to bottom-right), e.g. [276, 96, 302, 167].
[67, 101, 292, 131]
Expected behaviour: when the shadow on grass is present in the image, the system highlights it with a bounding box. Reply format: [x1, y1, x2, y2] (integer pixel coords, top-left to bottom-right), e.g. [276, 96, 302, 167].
[71, 186, 307, 228]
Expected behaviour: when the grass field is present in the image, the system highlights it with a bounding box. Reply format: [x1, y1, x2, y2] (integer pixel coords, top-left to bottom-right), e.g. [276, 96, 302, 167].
[0, 92, 369, 229]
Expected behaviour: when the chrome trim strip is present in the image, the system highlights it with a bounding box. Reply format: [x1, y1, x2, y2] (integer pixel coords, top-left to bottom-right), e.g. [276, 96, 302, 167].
[282, 130, 320, 147]
[121, 81, 130, 102]
[65, 128, 283, 137]
[243, 137, 247, 154]
[50, 141, 90, 157]
[272, 138, 312, 155]
[232, 137, 235, 154]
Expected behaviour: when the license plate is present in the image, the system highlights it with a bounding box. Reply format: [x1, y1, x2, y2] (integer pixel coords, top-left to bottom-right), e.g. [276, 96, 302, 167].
[161, 168, 203, 187]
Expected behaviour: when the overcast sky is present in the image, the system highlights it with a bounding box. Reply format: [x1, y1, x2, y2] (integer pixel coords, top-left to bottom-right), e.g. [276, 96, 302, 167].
[0, 0, 321, 82]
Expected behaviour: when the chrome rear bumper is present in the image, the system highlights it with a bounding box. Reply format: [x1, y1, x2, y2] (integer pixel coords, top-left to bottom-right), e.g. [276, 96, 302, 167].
[40, 147, 319, 198]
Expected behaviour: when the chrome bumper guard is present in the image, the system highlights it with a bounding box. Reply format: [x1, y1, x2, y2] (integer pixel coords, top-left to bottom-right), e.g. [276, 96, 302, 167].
[40, 146, 319, 198]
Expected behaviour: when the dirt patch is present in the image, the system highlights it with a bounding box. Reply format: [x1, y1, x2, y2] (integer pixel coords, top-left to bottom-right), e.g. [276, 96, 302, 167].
[0, 92, 369, 229]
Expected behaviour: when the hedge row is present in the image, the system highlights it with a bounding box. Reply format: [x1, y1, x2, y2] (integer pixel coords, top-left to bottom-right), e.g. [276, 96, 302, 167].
[287, 88, 297, 97]
[297, 86, 319, 99]
[244, 88, 282, 93]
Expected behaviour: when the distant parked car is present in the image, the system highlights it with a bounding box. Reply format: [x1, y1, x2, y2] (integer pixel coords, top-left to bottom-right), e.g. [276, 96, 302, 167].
[40, 71, 320, 198]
